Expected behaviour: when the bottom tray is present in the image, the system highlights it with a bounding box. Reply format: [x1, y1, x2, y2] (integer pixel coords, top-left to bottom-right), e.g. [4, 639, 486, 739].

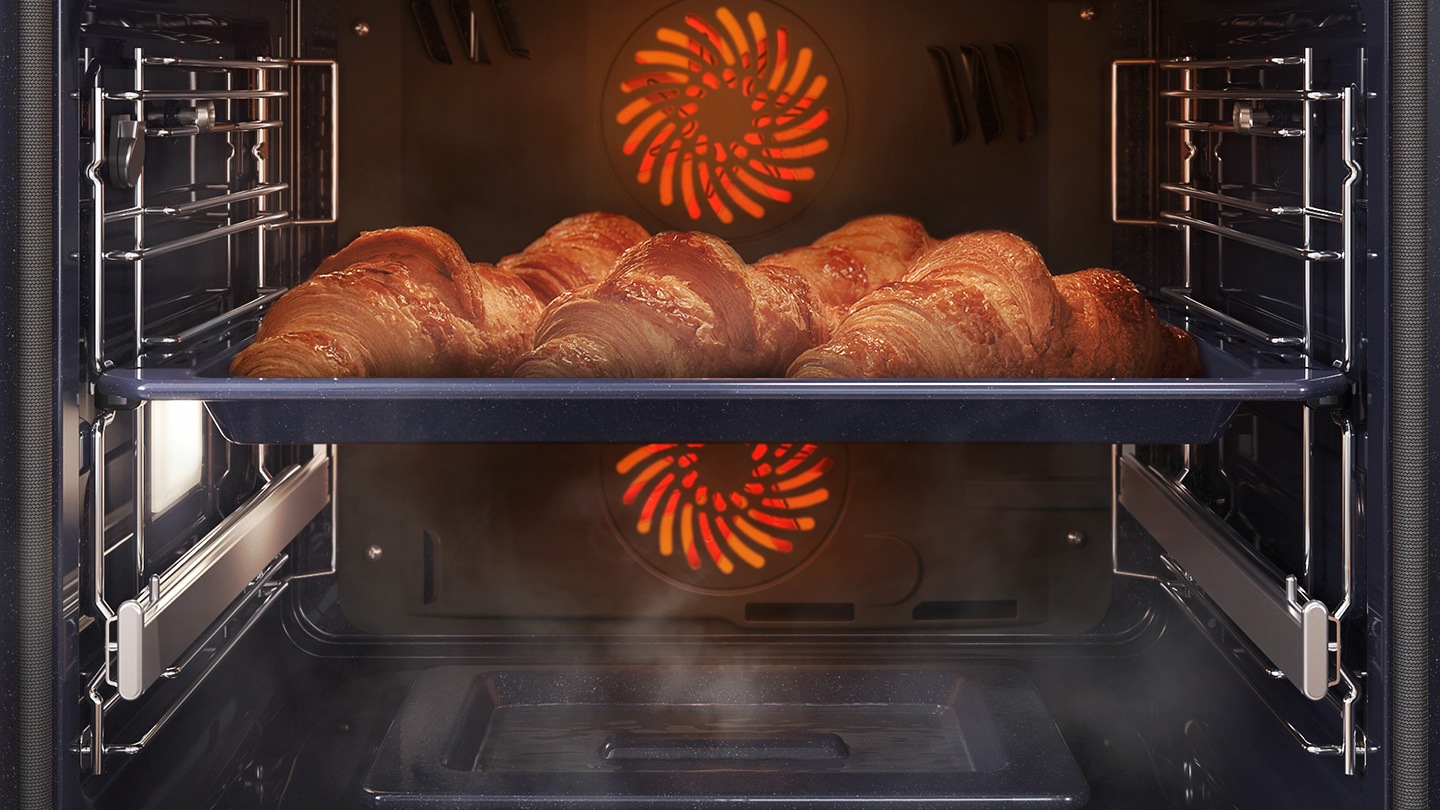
[96, 335, 1348, 444]
[363, 665, 1088, 809]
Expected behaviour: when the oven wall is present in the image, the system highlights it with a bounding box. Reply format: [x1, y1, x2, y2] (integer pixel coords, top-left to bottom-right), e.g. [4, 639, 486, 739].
[338, 0, 1114, 268]
[2, 0, 34, 805]
[35, 0, 1426, 808]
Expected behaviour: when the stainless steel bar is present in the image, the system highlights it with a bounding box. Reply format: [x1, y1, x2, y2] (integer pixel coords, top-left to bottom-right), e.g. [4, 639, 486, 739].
[1340, 85, 1360, 372]
[224, 67, 236, 297]
[1161, 89, 1342, 101]
[148, 183, 289, 218]
[1161, 183, 1343, 223]
[130, 46, 145, 364]
[1166, 120, 1304, 138]
[288, 445, 339, 582]
[105, 184, 290, 223]
[1166, 289, 1303, 347]
[115, 456, 329, 700]
[105, 89, 289, 101]
[256, 67, 271, 289]
[143, 181, 229, 198]
[1300, 47, 1316, 591]
[1119, 455, 1332, 701]
[143, 56, 292, 70]
[141, 289, 283, 349]
[1158, 212, 1343, 261]
[86, 670, 106, 774]
[131, 48, 148, 594]
[290, 59, 340, 226]
[150, 120, 284, 138]
[1302, 47, 1317, 360]
[1159, 56, 1306, 70]
[90, 412, 117, 627]
[1177, 65, 1196, 482]
[86, 56, 108, 375]
[108, 560, 290, 754]
[90, 411, 121, 694]
[1338, 666, 1359, 775]
[103, 211, 290, 262]
[1334, 419, 1356, 622]
[1157, 577, 1372, 763]
[1112, 446, 1159, 581]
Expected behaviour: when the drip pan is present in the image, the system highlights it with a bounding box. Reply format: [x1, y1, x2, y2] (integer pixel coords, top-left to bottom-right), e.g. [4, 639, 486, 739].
[362, 665, 1088, 808]
[96, 333, 1347, 444]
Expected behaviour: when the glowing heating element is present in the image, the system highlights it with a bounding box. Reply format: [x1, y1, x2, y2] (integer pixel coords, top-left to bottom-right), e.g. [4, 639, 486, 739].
[604, 2, 846, 237]
[604, 443, 846, 592]
[148, 400, 205, 515]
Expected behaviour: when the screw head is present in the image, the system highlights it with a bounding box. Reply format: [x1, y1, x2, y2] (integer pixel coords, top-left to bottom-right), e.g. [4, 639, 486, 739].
[1079, 5, 1098, 22]
[353, 19, 372, 37]
[1066, 530, 1088, 547]
[365, 544, 384, 561]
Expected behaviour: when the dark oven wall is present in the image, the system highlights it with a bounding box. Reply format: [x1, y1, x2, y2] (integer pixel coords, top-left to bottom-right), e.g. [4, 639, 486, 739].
[338, 0, 1114, 270]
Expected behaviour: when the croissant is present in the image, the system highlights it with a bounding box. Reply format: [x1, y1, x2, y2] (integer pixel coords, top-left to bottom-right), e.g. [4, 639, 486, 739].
[499, 211, 655, 303]
[514, 231, 825, 378]
[754, 214, 934, 329]
[1045, 269, 1204, 378]
[230, 214, 650, 378]
[788, 231, 1202, 379]
[229, 227, 539, 377]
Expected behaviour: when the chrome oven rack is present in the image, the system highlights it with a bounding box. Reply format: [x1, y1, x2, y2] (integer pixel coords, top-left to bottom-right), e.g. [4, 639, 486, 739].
[78, 41, 338, 776]
[1110, 51, 1367, 776]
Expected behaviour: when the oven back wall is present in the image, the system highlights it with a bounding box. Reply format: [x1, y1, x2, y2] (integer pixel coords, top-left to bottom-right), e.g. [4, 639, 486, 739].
[334, 443, 1114, 636]
[337, 0, 1113, 270]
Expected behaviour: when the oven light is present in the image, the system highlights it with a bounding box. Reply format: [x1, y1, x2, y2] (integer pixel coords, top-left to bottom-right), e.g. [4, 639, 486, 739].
[148, 400, 205, 515]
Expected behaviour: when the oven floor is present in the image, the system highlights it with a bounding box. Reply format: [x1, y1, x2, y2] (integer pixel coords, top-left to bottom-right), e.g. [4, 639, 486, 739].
[361, 665, 1085, 808]
[88, 593, 1374, 810]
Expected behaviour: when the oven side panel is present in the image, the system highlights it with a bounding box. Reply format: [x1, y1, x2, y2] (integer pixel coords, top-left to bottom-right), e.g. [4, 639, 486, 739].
[1389, 0, 1439, 806]
[0, 0, 28, 806]
[5, 0, 70, 809]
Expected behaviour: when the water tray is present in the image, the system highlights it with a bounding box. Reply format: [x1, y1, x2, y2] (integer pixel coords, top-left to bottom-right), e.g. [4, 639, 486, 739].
[95, 337, 1347, 444]
[362, 665, 1089, 809]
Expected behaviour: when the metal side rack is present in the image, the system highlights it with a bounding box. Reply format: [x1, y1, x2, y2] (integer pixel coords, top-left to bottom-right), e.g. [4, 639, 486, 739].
[77, 40, 339, 776]
[1110, 50, 1369, 775]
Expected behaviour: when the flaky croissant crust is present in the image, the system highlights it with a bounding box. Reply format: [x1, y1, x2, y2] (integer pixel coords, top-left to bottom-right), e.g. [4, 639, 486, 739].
[788, 230, 1202, 379]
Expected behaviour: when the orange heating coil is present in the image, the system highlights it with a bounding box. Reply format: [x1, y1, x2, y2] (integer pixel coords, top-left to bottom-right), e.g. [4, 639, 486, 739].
[615, 442, 835, 575]
[614, 6, 834, 224]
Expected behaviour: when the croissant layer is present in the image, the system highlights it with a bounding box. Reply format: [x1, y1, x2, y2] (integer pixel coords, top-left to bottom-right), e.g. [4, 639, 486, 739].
[789, 230, 1202, 379]
[499, 211, 654, 303]
[230, 215, 649, 378]
[515, 231, 825, 378]
[755, 214, 934, 329]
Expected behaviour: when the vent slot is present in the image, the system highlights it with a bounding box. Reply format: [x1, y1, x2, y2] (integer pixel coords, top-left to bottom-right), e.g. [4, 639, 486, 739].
[912, 600, 1019, 621]
[745, 602, 854, 622]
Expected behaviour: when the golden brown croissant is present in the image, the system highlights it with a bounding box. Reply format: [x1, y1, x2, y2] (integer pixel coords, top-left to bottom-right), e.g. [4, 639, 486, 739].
[229, 227, 542, 378]
[499, 211, 654, 303]
[788, 231, 1202, 379]
[514, 231, 825, 378]
[1045, 269, 1204, 378]
[754, 214, 934, 329]
[230, 214, 650, 378]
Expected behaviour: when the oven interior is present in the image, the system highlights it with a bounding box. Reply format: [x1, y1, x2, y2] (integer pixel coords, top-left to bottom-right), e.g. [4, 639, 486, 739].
[72, 0, 1381, 808]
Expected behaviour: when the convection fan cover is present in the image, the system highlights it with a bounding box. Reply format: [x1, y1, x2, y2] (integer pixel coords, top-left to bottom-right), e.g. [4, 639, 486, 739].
[602, 1, 847, 240]
[601, 443, 848, 593]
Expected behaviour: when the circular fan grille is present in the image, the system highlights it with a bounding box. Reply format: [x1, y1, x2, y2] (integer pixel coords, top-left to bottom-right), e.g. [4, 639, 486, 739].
[601, 443, 847, 593]
[602, 1, 846, 240]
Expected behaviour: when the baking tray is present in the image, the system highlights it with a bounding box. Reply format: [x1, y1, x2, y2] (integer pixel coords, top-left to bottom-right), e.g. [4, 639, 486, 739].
[361, 665, 1089, 809]
[95, 336, 1349, 444]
